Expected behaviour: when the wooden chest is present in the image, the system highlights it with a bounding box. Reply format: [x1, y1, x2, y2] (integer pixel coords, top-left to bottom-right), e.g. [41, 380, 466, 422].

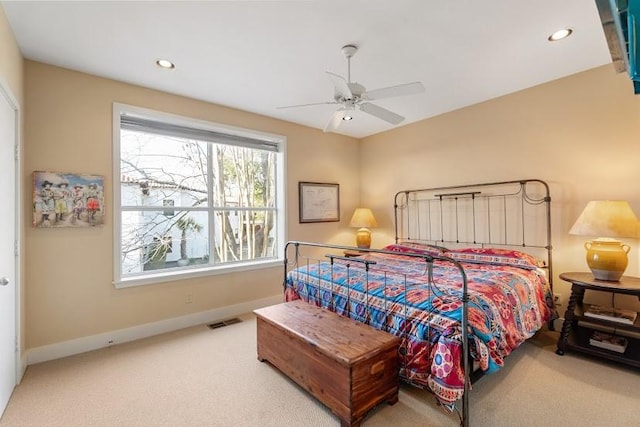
[254, 300, 401, 427]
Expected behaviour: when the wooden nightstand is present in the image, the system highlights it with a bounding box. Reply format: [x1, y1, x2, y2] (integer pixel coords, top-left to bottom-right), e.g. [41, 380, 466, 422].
[343, 249, 366, 258]
[556, 272, 640, 368]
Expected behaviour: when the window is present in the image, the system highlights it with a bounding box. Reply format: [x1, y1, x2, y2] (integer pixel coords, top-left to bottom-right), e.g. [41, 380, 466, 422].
[113, 104, 286, 287]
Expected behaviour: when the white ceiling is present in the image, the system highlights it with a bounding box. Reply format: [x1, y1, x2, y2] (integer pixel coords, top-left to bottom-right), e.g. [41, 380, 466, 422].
[1, 0, 614, 138]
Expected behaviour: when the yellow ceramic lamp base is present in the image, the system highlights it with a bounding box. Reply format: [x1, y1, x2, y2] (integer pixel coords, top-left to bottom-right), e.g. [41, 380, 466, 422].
[584, 239, 630, 282]
[355, 227, 371, 249]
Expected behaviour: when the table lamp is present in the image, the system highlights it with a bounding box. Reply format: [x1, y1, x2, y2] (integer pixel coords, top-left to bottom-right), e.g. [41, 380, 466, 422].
[349, 208, 377, 249]
[569, 200, 638, 281]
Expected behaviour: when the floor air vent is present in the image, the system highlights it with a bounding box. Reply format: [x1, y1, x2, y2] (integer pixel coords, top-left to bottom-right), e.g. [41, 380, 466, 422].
[207, 318, 242, 329]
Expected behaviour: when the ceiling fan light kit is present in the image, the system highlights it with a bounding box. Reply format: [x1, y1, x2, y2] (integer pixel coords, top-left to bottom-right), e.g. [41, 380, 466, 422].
[278, 44, 425, 133]
[342, 44, 358, 58]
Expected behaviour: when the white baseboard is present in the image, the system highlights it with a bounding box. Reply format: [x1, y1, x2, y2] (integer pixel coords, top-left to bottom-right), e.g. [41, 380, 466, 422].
[552, 317, 565, 331]
[26, 294, 282, 365]
[17, 355, 26, 384]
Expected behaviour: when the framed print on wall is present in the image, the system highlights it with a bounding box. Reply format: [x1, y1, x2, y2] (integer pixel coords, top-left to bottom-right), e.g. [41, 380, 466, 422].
[299, 181, 340, 223]
[33, 171, 105, 228]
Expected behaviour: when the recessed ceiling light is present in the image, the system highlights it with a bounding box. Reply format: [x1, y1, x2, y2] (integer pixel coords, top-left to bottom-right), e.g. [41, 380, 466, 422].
[156, 59, 175, 69]
[548, 28, 573, 42]
[342, 115, 353, 121]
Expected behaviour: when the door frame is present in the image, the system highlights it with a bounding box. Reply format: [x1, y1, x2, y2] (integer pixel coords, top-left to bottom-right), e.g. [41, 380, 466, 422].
[0, 76, 23, 388]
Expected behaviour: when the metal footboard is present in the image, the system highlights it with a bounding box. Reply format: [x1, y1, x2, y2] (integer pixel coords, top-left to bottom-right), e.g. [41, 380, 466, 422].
[283, 241, 471, 426]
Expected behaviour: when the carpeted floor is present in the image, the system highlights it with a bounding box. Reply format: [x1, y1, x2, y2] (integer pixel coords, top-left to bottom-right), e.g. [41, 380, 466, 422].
[1, 314, 639, 427]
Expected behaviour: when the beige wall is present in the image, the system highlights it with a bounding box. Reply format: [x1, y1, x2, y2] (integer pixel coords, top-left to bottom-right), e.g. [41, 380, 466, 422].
[24, 61, 360, 349]
[0, 6, 22, 100]
[361, 65, 640, 311]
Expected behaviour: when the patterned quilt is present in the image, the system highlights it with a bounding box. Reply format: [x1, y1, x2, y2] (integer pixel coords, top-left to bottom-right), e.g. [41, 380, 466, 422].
[284, 248, 553, 410]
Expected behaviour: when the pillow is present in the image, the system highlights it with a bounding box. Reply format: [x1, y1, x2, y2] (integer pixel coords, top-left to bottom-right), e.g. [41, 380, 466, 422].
[382, 242, 448, 257]
[444, 247, 542, 270]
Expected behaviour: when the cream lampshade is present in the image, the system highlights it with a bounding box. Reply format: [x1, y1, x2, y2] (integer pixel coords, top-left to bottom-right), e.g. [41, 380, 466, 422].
[569, 200, 638, 281]
[349, 208, 377, 249]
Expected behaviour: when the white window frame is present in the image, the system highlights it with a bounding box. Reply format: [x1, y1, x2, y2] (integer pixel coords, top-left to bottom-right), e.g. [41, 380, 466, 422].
[112, 103, 286, 288]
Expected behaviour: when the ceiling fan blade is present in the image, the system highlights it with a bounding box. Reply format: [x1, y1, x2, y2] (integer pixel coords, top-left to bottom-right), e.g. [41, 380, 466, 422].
[364, 82, 425, 100]
[326, 72, 353, 100]
[359, 102, 404, 125]
[277, 101, 338, 109]
[323, 109, 347, 133]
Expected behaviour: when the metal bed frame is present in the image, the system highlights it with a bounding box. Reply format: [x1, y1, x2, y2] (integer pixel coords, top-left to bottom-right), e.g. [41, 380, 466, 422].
[393, 179, 552, 279]
[283, 179, 553, 427]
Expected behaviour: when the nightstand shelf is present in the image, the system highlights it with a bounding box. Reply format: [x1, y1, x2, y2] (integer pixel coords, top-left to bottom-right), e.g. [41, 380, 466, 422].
[343, 249, 366, 258]
[565, 321, 640, 367]
[576, 303, 640, 331]
[556, 272, 640, 368]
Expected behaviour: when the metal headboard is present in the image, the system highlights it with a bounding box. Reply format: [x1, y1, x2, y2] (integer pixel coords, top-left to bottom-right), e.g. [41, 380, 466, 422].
[394, 179, 553, 285]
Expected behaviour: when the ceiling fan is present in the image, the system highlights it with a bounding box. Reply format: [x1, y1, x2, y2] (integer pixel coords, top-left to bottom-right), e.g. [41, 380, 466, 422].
[278, 44, 426, 133]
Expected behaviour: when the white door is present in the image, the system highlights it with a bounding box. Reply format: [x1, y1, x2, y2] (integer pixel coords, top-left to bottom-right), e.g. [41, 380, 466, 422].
[0, 85, 17, 417]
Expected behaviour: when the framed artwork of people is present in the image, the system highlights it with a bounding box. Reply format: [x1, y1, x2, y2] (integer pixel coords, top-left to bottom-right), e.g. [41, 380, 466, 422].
[32, 171, 104, 228]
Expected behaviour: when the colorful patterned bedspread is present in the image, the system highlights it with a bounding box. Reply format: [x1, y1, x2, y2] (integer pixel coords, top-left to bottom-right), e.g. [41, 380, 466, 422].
[284, 250, 553, 410]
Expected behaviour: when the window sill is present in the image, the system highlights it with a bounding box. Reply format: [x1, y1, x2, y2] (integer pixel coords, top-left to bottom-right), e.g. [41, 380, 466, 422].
[113, 258, 283, 288]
